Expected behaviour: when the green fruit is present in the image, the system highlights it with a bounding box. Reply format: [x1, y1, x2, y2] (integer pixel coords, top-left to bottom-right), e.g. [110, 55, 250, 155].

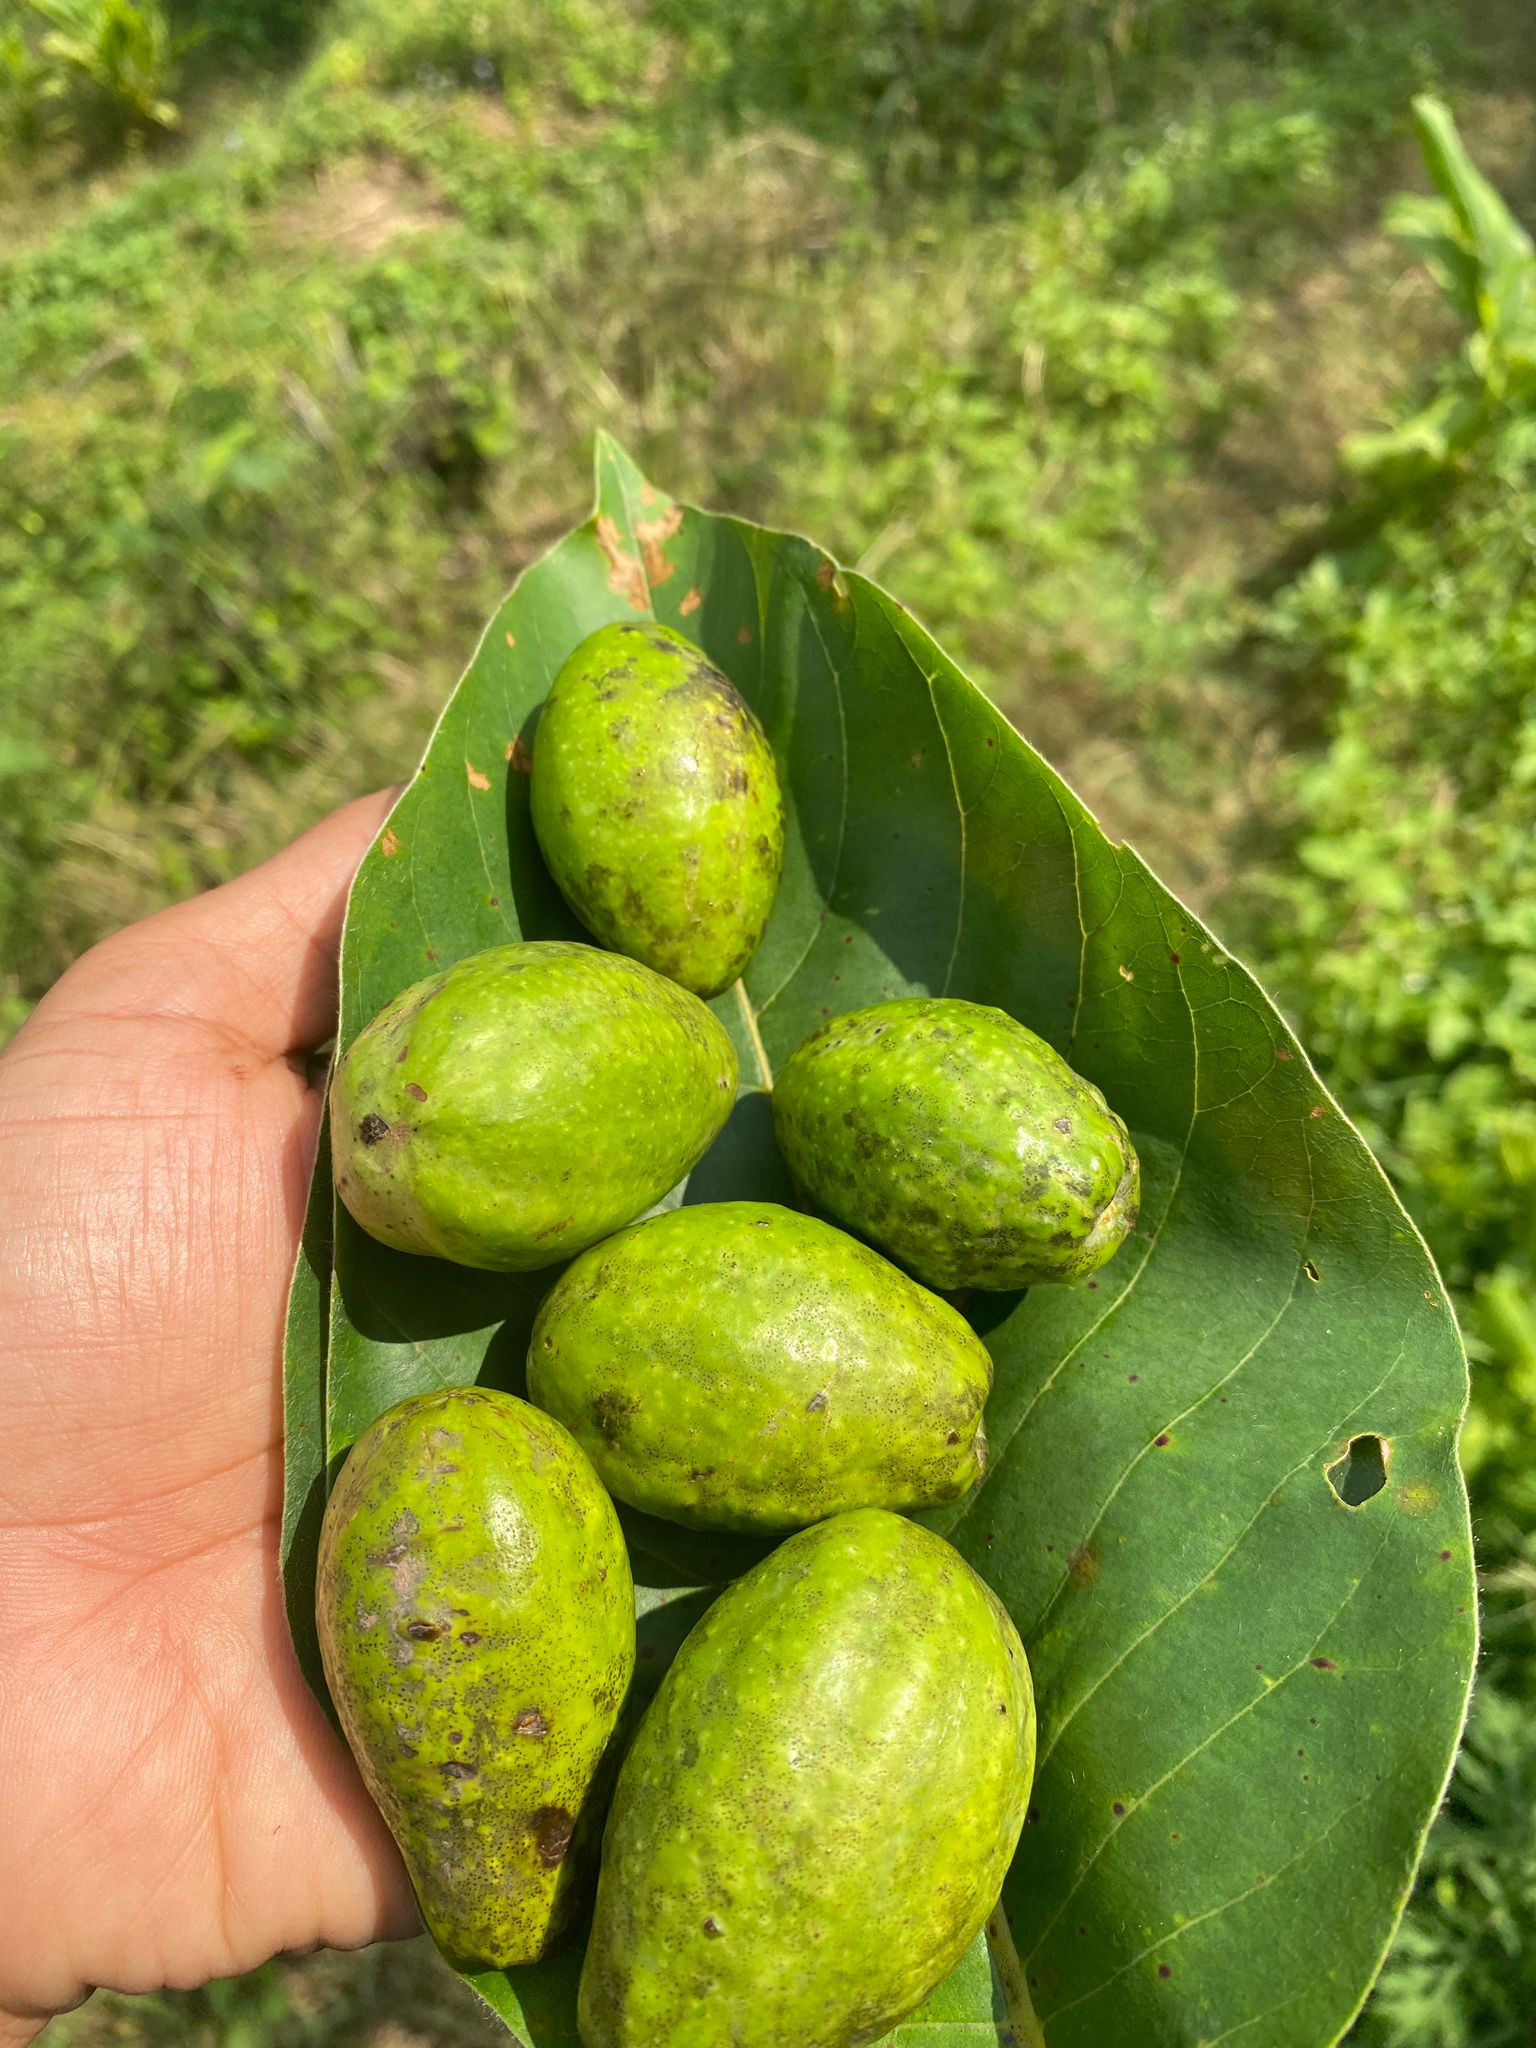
[578, 1509, 1034, 2048]
[530, 621, 785, 998]
[330, 940, 737, 1270]
[773, 996, 1139, 1290]
[317, 1388, 635, 1969]
[528, 1201, 990, 1533]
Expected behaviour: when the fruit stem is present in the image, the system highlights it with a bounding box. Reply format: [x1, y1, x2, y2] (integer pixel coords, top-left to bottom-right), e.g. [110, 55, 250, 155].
[987, 1906, 1047, 2048]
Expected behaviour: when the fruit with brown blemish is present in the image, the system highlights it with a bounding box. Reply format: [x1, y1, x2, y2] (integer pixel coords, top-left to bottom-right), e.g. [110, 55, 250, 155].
[317, 1387, 634, 1968]
[772, 996, 1139, 1289]
[530, 621, 784, 998]
[329, 940, 737, 1270]
[577, 1509, 1034, 2048]
[528, 1202, 991, 1532]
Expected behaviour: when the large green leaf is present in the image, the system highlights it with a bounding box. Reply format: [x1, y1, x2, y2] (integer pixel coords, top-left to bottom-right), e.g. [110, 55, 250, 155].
[285, 437, 1475, 2047]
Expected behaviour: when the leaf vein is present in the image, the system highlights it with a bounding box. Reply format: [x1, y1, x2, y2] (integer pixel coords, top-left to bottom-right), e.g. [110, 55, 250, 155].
[1024, 1526, 1395, 1971]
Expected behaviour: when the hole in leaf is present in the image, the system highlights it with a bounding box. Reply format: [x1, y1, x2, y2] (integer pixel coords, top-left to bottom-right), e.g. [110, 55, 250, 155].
[1327, 1434, 1389, 1507]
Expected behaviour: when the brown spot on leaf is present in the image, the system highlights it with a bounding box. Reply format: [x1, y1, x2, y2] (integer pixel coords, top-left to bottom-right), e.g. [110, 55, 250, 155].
[702, 1916, 724, 1937]
[513, 1708, 550, 1739]
[1311, 1657, 1336, 1671]
[1275, 1044, 1293, 1061]
[1054, 1116, 1072, 1134]
[1310, 1104, 1326, 1118]
[806, 1391, 828, 1413]
[507, 735, 533, 774]
[1118, 964, 1135, 981]
[404, 1619, 441, 1642]
[636, 505, 682, 589]
[1068, 1541, 1099, 1588]
[381, 827, 401, 857]
[359, 1113, 390, 1146]
[505, 631, 516, 648]
[737, 625, 752, 644]
[405, 1082, 427, 1103]
[466, 762, 491, 792]
[595, 514, 648, 611]
[531, 1806, 575, 1867]
[440, 1759, 476, 1781]
[680, 587, 703, 615]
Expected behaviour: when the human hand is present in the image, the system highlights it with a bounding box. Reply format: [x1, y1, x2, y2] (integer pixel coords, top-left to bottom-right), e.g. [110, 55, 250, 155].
[0, 795, 420, 2043]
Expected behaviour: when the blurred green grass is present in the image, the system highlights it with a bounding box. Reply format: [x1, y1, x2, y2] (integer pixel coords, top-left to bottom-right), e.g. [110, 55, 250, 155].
[6, 1, 1536, 2042]
[0, 0, 1484, 1022]
[46, 1939, 504, 2047]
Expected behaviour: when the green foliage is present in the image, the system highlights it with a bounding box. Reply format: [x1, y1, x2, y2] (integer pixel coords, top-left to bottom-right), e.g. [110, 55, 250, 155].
[1355, 1684, 1536, 2048]
[1237, 102, 1536, 2045]
[656, 0, 1451, 190]
[48, 1938, 505, 2045]
[1252, 100, 1536, 1525]
[0, 19, 49, 146]
[1348, 1518, 1536, 2047]
[0, 0, 1468, 1020]
[5, 0, 191, 139]
[1347, 96, 1536, 479]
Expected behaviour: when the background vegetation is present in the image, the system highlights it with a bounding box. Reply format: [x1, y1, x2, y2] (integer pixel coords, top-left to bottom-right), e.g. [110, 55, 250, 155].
[2, 0, 1532, 2040]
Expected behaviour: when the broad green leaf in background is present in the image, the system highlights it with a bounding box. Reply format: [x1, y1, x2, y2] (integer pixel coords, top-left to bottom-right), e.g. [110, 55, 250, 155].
[284, 437, 1476, 2047]
[1347, 95, 1536, 477]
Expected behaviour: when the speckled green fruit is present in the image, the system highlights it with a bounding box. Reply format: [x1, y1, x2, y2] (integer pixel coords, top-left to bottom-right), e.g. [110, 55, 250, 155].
[317, 1388, 634, 1969]
[578, 1509, 1034, 2048]
[530, 621, 785, 998]
[330, 940, 736, 1270]
[527, 1202, 990, 1533]
[773, 997, 1139, 1291]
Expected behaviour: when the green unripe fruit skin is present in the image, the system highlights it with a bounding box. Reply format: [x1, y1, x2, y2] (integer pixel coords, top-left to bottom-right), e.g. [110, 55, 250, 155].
[578, 1509, 1034, 2048]
[773, 997, 1139, 1290]
[528, 1201, 990, 1533]
[317, 1388, 634, 1969]
[329, 940, 737, 1270]
[530, 621, 785, 998]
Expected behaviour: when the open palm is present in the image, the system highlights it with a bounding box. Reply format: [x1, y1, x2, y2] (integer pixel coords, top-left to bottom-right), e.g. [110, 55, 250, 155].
[0, 795, 418, 2043]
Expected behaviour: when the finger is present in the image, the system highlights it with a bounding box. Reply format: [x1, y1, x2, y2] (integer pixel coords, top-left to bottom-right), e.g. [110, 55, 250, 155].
[38, 790, 401, 1062]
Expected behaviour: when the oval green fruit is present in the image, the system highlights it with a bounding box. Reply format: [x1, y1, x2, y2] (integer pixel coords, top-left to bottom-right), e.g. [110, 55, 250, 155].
[330, 940, 737, 1270]
[527, 1201, 990, 1532]
[773, 996, 1139, 1290]
[317, 1387, 635, 1968]
[530, 620, 785, 998]
[578, 1508, 1034, 2048]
